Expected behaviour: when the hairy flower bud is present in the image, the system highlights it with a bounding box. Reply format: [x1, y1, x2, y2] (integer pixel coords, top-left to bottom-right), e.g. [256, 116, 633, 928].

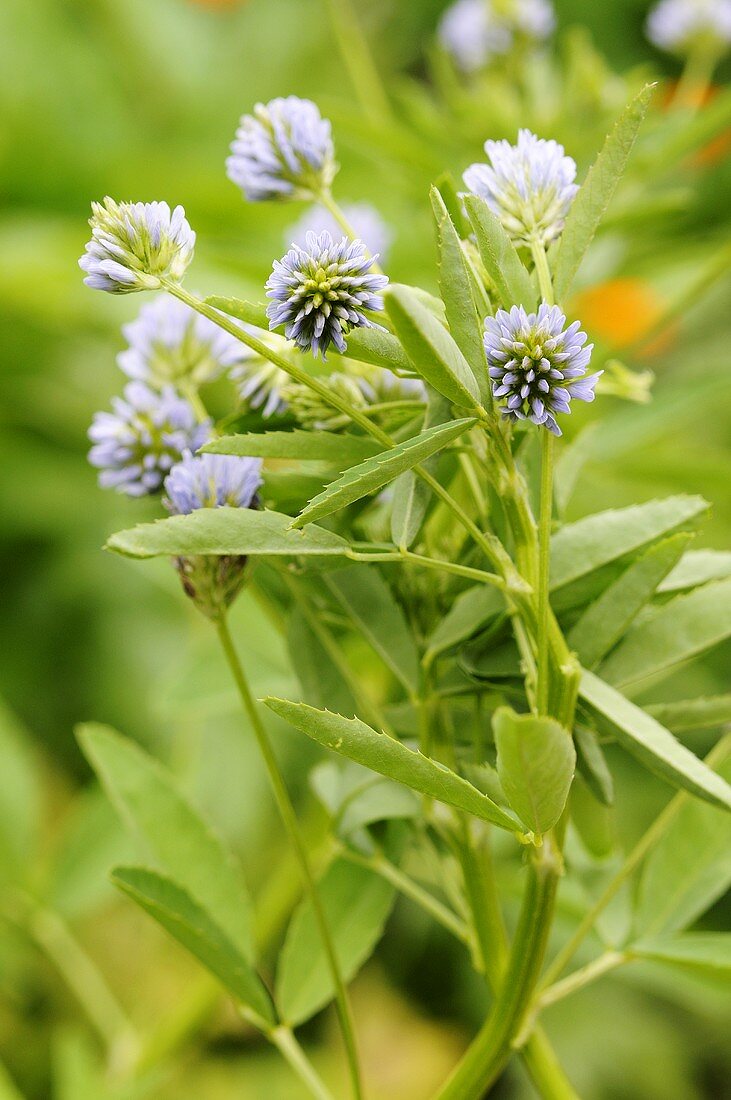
[647, 0, 731, 54]
[79, 199, 195, 293]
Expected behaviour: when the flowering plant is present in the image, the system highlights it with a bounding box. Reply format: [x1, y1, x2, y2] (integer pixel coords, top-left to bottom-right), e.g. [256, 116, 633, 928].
[48, 7, 731, 1099]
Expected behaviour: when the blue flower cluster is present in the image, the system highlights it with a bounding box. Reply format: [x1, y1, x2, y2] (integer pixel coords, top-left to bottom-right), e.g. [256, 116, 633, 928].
[164, 452, 263, 515]
[79, 199, 195, 294]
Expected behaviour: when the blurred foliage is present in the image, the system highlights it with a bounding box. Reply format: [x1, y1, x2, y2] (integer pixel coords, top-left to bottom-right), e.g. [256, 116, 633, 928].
[0, 0, 730, 1097]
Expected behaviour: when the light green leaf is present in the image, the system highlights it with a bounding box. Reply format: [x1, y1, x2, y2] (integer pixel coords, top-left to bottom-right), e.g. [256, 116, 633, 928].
[632, 933, 731, 976]
[206, 296, 268, 328]
[276, 860, 394, 1025]
[645, 695, 731, 734]
[570, 777, 615, 859]
[78, 724, 255, 963]
[658, 549, 731, 594]
[599, 578, 731, 690]
[554, 424, 599, 516]
[106, 507, 351, 559]
[550, 496, 709, 609]
[324, 567, 420, 695]
[203, 430, 382, 465]
[463, 194, 537, 310]
[0, 700, 41, 883]
[426, 586, 505, 664]
[52, 1031, 109, 1100]
[568, 534, 691, 669]
[288, 609, 358, 716]
[0, 1060, 25, 1100]
[574, 725, 614, 806]
[431, 188, 490, 401]
[553, 85, 654, 302]
[112, 867, 275, 1025]
[385, 284, 482, 409]
[635, 755, 731, 935]
[390, 388, 452, 550]
[578, 671, 731, 811]
[493, 708, 576, 835]
[262, 698, 520, 831]
[311, 760, 419, 837]
[290, 419, 476, 529]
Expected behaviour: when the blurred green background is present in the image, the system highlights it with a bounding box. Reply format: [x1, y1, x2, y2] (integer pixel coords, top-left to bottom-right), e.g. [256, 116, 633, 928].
[1, 1, 730, 1097]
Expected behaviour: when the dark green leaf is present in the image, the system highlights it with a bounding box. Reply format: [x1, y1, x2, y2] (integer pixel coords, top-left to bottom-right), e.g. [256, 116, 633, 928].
[493, 708, 576, 835]
[425, 586, 505, 664]
[568, 534, 691, 669]
[463, 194, 537, 310]
[574, 725, 614, 806]
[290, 419, 477, 529]
[262, 698, 520, 831]
[78, 724, 255, 963]
[325, 567, 420, 695]
[112, 867, 275, 1025]
[106, 508, 351, 559]
[276, 859, 395, 1025]
[385, 284, 482, 409]
[391, 388, 452, 550]
[599, 578, 731, 691]
[553, 85, 655, 302]
[579, 672, 731, 811]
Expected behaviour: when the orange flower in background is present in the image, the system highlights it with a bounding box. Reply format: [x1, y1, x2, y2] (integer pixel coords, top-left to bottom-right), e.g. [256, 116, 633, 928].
[663, 80, 731, 167]
[572, 277, 674, 358]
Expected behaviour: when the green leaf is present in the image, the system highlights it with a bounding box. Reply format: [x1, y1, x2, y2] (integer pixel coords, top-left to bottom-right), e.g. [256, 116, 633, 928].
[463, 194, 537, 310]
[550, 496, 709, 609]
[288, 609, 358, 716]
[0, 1060, 25, 1100]
[492, 708, 576, 835]
[112, 867, 275, 1025]
[385, 284, 482, 409]
[203, 430, 382, 466]
[570, 777, 615, 859]
[431, 188, 490, 402]
[324, 567, 420, 695]
[658, 549, 731, 594]
[311, 760, 419, 837]
[567, 534, 691, 669]
[635, 755, 731, 935]
[391, 388, 452, 550]
[578, 671, 731, 811]
[599, 578, 731, 691]
[426, 586, 506, 663]
[290, 419, 476, 529]
[106, 507, 351, 559]
[553, 85, 654, 302]
[341, 326, 413, 374]
[276, 858, 395, 1025]
[262, 698, 520, 831]
[632, 933, 731, 976]
[574, 725, 614, 806]
[206, 296, 268, 328]
[645, 695, 731, 734]
[78, 724, 255, 963]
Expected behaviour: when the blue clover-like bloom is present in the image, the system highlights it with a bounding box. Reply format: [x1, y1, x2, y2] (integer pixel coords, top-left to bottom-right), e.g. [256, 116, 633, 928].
[231, 356, 291, 418]
[484, 304, 600, 435]
[464, 129, 578, 246]
[266, 230, 389, 358]
[119, 295, 248, 388]
[647, 0, 731, 52]
[285, 202, 392, 263]
[88, 382, 209, 496]
[438, 0, 554, 72]
[164, 451, 263, 515]
[79, 199, 195, 293]
[226, 96, 336, 202]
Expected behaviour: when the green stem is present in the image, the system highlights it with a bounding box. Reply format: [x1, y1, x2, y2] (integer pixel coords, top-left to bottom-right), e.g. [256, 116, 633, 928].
[322, 0, 393, 124]
[270, 1026, 337, 1100]
[215, 613, 363, 1100]
[318, 190, 385, 275]
[28, 905, 138, 1074]
[538, 951, 627, 1011]
[435, 832, 565, 1100]
[531, 239, 555, 306]
[671, 44, 721, 112]
[541, 732, 731, 988]
[536, 429, 554, 716]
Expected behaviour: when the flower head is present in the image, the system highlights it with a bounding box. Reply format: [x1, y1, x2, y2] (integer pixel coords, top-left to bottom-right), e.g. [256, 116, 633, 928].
[463, 129, 578, 246]
[226, 96, 336, 202]
[88, 382, 209, 496]
[266, 231, 388, 358]
[438, 0, 554, 71]
[285, 203, 392, 263]
[118, 295, 248, 388]
[282, 371, 373, 431]
[164, 451, 263, 515]
[484, 304, 599, 435]
[231, 357, 291, 418]
[79, 199, 195, 293]
[647, 0, 731, 53]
